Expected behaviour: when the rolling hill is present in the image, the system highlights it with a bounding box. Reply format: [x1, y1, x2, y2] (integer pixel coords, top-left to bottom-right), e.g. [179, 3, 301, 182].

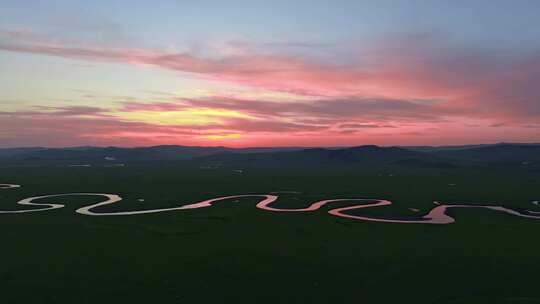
[0, 143, 538, 166]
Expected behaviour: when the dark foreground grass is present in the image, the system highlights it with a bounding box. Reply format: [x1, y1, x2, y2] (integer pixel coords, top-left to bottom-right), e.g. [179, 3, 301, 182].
[1, 162, 540, 303]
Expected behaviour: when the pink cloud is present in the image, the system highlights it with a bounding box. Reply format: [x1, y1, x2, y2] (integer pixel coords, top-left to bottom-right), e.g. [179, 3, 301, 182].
[2, 31, 540, 108]
[2, 31, 540, 147]
[1, 97, 539, 148]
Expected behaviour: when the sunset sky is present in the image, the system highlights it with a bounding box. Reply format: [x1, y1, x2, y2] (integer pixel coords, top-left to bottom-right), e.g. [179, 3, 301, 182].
[1, 0, 540, 147]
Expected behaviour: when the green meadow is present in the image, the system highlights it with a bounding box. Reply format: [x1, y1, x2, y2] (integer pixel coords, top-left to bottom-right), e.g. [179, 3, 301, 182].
[1, 161, 540, 303]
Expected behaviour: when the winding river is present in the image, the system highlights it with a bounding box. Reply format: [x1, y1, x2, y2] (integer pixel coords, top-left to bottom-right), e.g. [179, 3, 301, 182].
[1, 184, 539, 224]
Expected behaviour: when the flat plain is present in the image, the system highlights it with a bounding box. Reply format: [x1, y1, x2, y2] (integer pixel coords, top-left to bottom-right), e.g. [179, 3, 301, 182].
[2, 150, 540, 303]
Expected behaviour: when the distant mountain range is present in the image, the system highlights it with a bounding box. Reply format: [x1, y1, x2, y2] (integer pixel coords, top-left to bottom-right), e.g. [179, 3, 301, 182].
[200, 145, 432, 166]
[1, 143, 539, 166]
[0, 145, 304, 162]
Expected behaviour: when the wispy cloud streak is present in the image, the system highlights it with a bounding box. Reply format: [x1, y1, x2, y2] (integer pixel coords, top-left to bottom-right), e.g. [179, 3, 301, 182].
[1, 29, 540, 146]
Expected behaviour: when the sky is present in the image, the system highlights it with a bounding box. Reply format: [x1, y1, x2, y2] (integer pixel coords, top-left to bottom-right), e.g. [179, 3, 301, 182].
[1, 0, 540, 147]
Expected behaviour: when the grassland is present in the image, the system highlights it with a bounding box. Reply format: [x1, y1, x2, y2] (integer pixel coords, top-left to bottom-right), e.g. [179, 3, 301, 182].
[1, 160, 540, 303]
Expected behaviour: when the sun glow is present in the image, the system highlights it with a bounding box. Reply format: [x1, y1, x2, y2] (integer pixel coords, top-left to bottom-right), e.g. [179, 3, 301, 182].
[201, 133, 243, 140]
[115, 108, 254, 125]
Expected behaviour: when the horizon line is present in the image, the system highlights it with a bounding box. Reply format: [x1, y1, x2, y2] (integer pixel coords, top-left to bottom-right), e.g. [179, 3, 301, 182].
[2, 141, 539, 150]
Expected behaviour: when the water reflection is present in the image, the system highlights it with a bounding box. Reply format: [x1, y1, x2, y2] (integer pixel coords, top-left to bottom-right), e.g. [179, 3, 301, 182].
[1, 184, 540, 224]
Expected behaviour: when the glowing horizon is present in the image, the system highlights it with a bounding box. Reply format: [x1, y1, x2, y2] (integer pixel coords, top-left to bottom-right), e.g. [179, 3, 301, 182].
[1, 1, 540, 148]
